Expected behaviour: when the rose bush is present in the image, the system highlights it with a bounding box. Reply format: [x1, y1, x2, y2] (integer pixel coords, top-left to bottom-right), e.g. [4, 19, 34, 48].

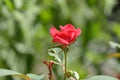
[0, 24, 118, 80]
[50, 24, 81, 46]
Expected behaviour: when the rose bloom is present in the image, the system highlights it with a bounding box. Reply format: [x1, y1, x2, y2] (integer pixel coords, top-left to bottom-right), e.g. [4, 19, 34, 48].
[50, 24, 81, 47]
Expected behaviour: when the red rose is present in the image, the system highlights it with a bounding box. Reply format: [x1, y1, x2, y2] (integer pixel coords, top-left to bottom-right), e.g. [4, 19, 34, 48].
[50, 24, 81, 46]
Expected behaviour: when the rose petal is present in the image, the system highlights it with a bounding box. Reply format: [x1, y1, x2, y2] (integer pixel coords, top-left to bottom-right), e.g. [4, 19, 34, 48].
[76, 28, 81, 36]
[50, 27, 60, 37]
[59, 31, 69, 40]
[70, 32, 76, 41]
[53, 36, 69, 45]
[60, 24, 75, 31]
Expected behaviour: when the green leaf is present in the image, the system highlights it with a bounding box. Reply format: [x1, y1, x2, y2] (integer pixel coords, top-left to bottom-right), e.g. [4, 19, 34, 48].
[72, 71, 80, 80]
[109, 41, 120, 49]
[48, 48, 64, 65]
[0, 69, 30, 80]
[4, 0, 14, 11]
[67, 70, 80, 80]
[27, 74, 44, 80]
[86, 75, 118, 80]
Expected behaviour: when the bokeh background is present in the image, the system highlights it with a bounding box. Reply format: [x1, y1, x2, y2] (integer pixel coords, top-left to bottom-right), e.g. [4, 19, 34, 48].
[0, 0, 120, 80]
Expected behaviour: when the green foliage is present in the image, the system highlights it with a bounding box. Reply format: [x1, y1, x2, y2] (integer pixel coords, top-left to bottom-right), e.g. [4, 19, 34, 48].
[0, 69, 22, 76]
[0, 69, 44, 80]
[67, 70, 80, 80]
[48, 47, 64, 65]
[109, 41, 120, 49]
[26, 74, 44, 80]
[86, 75, 118, 80]
[0, 69, 30, 80]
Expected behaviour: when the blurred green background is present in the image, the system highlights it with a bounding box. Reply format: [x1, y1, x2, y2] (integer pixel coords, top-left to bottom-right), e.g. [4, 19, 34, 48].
[0, 0, 120, 80]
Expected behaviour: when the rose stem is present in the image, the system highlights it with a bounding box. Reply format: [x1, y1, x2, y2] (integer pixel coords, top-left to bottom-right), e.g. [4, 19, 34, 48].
[64, 48, 68, 80]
